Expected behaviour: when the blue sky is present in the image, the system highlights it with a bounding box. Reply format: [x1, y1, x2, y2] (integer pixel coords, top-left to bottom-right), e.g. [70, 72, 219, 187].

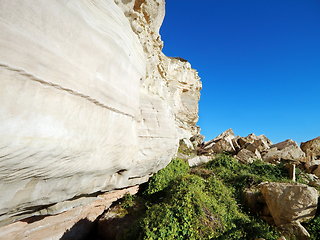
[160, 0, 320, 144]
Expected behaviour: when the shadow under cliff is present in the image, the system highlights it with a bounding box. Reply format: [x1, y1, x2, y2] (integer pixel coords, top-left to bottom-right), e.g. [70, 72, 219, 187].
[60, 218, 95, 240]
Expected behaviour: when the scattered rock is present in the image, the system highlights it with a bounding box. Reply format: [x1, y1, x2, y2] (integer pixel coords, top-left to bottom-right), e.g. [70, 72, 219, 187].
[246, 139, 270, 153]
[312, 165, 320, 178]
[188, 155, 213, 167]
[304, 160, 320, 173]
[308, 179, 320, 188]
[259, 182, 318, 226]
[212, 128, 236, 143]
[202, 128, 235, 153]
[181, 138, 194, 150]
[272, 139, 298, 150]
[190, 134, 205, 147]
[301, 136, 320, 161]
[212, 138, 235, 153]
[277, 221, 311, 240]
[262, 139, 305, 163]
[231, 136, 241, 151]
[245, 133, 273, 146]
[236, 149, 260, 164]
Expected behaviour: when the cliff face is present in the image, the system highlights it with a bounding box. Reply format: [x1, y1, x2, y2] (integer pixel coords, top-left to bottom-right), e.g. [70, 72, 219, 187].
[0, 0, 201, 227]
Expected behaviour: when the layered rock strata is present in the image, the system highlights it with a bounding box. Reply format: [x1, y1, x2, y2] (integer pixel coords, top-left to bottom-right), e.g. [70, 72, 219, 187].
[0, 186, 139, 240]
[0, 0, 201, 228]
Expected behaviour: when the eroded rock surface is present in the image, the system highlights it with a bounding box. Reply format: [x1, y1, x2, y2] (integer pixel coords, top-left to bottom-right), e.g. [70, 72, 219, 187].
[0, 0, 201, 228]
[0, 186, 139, 240]
[262, 139, 305, 163]
[277, 222, 311, 240]
[301, 136, 320, 162]
[259, 182, 318, 226]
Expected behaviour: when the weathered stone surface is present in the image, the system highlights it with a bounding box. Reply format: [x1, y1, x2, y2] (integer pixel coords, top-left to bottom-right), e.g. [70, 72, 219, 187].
[0, 186, 139, 240]
[301, 136, 320, 161]
[212, 138, 236, 153]
[202, 128, 236, 153]
[312, 165, 320, 178]
[272, 139, 299, 151]
[246, 139, 270, 153]
[277, 221, 310, 240]
[244, 133, 273, 146]
[259, 182, 318, 226]
[262, 140, 305, 163]
[188, 155, 212, 167]
[0, 0, 201, 227]
[116, 0, 201, 139]
[181, 138, 194, 150]
[212, 128, 236, 143]
[231, 136, 241, 151]
[236, 149, 260, 164]
[305, 160, 320, 173]
[190, 134, 205, 147]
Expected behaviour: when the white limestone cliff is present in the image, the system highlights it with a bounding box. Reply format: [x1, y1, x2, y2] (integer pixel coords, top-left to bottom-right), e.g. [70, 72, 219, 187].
[0, 0, 201, 228]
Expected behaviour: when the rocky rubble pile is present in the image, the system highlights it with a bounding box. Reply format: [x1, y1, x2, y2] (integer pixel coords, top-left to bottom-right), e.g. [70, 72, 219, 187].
[181, 129, 320, 240]
[188, 129, 320, 176]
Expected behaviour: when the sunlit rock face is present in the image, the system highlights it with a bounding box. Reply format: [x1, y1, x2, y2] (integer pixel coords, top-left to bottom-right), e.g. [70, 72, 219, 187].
[115, 0, 202, 139]
[0, 0, 201, 226]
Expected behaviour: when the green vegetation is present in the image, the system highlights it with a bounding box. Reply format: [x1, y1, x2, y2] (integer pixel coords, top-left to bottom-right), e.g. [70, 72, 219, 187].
[303, 214, 320, 239]
[116, 154, 295, 240]
[177, 139, 197, 157]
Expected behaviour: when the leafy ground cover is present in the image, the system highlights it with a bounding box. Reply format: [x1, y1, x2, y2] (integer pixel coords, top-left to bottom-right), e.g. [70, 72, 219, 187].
[115, 154, 317, 240]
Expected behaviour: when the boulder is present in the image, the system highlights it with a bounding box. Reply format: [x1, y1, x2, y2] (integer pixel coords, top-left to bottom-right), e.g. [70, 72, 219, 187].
[212, 128, 236, 142]
[202, 128, 236, 153]
[188, 155, 213, 167]
[246, 139, 270, 153]
[237, 136, 251, 148]
[262, 139, 305, 163]
[181, 138, 194, 150]
[236, 149, 260, 164]
[203, 129, 235, 148]
[212, 138, 236, 153]
[312, 165, 320, 178]
[261, 148, 281, 163]
[231, 133, 272, 154]
[301, 136, 320, 161]
[190, 134, 205, 147]
[259, 182, 318, 226]
[244, 133, 273, 146]
[231, 136, 241, 151]
[304, 160, 320, 173]
[277, 221, 310, 240]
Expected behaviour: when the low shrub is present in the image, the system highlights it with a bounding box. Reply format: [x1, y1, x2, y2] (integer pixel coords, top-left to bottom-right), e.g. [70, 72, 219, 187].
[117, 154, 286, 240]
[145, 158, 189, 195]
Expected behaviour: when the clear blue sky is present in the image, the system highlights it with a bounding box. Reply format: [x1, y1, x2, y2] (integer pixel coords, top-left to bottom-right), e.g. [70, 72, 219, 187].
[160, 0, 320, 144]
